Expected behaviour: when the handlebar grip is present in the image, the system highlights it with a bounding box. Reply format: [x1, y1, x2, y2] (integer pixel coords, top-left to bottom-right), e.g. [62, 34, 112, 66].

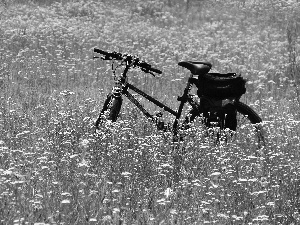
[148, 67, 162, 74]
[94, 48, 109, 55]
[139, 62, 162, 74]
[94, 48, 123, 60]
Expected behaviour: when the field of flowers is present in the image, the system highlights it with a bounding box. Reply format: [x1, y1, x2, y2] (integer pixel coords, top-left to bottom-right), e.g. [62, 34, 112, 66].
[1, 0, 300, 224]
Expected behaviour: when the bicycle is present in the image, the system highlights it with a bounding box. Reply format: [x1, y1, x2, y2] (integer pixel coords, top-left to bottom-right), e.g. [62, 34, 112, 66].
[94, 48, 264, 144]
[93, 48, 266, 181]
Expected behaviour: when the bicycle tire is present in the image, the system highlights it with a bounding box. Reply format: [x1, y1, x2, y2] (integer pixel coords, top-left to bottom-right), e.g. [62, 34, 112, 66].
[95, 94, 122, 128]
[234, 101, 265, 146]
[235, 101, 262, 124]
[184, 100, 264, 145]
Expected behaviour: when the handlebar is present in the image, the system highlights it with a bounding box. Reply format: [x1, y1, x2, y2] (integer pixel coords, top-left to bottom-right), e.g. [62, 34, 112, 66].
[139, 62, 162, 74]
[94, 48, 123, 60]
[94, 48, 162, 75]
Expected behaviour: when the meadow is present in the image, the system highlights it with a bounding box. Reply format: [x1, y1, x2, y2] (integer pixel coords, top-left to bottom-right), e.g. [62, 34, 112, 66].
[1, 0, 300, 224]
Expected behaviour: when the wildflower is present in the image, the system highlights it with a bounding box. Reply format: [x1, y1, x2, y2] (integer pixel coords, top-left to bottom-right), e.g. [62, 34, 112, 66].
[260, 176, 269, 187]
[164, 188, 173, 198]
[112, 208, 120, 214]
[121, 171, 132, 177]
[80, 139, 90, 148]
[70, 154, 79, 159]
[160, 163, 173, 169]
[60, 90, 75, 96]
[157, 198, 167, 205]
[253, 215, 269, 221]
[78, 159, 89, 168]
[102, 215, 112, 221]
[210, 172, 221, 176]
[61, 192, 72, 197]
[170, 209, 177, 215]
[266, 202, 275, 206]
[61, 199, 71, 204]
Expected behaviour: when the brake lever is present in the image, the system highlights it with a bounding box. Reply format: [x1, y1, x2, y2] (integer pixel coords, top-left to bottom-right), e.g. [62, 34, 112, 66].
[141, 68, 156, 77]
[149, 71, 156, 77]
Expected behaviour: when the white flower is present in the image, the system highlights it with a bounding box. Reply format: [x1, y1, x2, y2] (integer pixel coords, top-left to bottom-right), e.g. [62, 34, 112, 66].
[164, 188, 173, 198]
[80, 139, 90, 148]
[61, 199, 71, 204]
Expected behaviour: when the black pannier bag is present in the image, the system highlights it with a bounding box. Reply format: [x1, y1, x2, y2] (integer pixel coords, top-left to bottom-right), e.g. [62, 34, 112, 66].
[197, 73, 246, 99]
[201, 99, 238, 131]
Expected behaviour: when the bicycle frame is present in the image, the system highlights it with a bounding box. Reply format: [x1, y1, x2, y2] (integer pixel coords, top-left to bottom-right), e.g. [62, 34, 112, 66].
[115, 63, 200, 134]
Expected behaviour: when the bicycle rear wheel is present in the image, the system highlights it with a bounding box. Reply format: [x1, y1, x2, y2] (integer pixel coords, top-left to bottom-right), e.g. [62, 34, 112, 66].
[234, 101, 265, 147]
[95, 94, 122, 129]
[184, 100, 264, 146]
[235, 101, 261, 124]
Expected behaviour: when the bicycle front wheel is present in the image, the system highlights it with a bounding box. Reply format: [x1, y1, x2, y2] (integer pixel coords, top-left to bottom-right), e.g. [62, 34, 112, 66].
[95, 94, 122, 129]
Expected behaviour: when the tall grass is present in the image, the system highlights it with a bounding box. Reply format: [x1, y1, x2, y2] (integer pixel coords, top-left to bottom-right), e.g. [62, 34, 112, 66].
[1, 0, 300, 224]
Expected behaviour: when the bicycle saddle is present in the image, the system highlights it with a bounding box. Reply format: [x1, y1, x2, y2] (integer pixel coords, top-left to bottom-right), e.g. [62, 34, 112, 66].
[178, 61, 212, 75]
